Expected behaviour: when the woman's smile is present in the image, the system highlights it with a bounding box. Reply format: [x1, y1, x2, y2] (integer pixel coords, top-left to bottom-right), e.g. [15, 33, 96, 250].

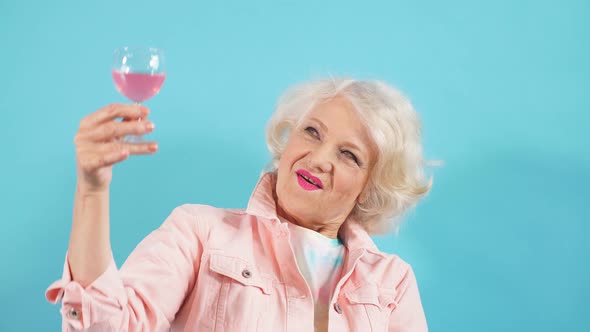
[296, 169, 323, 190]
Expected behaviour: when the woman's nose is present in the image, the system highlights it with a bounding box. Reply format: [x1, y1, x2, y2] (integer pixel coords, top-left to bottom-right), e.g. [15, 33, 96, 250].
[308, 145, 333, 173]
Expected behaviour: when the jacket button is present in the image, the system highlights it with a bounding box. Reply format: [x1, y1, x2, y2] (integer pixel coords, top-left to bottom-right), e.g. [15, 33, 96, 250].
[333, 302, 343, 314]
[242, 269, 252, 278]
[66, 306, 81, 320]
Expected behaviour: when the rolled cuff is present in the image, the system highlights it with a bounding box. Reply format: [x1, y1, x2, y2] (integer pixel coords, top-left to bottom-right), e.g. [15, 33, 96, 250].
[46, 253, 126, 330]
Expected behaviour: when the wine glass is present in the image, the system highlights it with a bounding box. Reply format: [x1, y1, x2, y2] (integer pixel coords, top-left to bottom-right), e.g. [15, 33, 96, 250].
[112, 46, 166, 142]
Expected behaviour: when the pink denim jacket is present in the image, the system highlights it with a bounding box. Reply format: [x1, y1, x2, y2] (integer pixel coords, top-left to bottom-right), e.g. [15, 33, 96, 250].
[46, 172, 428, 331]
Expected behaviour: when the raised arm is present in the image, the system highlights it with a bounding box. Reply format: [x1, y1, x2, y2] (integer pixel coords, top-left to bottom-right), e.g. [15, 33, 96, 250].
[46, 104, 205, 331]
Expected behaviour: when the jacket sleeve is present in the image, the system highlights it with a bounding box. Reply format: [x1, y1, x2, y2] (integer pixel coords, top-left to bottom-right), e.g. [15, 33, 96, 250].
[45, 205, 207, 332]
[388, 266, 429, 332]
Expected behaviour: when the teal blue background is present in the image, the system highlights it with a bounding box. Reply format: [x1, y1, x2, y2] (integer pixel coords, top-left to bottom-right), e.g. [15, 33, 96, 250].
[1, 0, 588, 330]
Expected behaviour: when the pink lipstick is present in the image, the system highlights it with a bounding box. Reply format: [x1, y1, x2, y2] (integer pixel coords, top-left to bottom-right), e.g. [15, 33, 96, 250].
[296, 169, 323, 191]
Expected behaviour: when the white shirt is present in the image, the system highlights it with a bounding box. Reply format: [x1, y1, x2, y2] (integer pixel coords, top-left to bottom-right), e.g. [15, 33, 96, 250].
[287, 222, 345, 332]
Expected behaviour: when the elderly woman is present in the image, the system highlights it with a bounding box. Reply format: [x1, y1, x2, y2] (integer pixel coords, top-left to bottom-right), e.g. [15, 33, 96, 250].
[46, 78, 432, 331]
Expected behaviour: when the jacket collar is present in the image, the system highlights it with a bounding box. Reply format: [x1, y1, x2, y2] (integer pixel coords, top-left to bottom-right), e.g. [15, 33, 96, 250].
[246, 172, 378, 253]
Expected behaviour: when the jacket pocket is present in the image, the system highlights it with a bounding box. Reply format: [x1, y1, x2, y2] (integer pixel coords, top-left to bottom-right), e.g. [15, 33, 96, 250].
[209, 254, 273, 294]
[208, 254, 273, 332]
[343, 283, 398, 331]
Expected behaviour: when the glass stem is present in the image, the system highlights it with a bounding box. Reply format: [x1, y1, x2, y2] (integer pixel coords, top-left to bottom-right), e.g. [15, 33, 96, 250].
[124, 102, 144, 143]
[135, 102, 143, 122]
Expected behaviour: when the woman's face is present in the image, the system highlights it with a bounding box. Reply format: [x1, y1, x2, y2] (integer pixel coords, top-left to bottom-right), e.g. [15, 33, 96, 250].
[275, 95, 376, 235]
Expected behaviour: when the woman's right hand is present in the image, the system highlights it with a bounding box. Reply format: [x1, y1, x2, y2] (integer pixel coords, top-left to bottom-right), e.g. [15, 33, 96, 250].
[74, 104, 158, 193]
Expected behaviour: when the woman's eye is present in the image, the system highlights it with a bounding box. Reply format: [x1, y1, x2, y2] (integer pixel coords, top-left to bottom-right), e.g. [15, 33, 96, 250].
[304, 126, 319, 138]
[342, 150, 360, 165]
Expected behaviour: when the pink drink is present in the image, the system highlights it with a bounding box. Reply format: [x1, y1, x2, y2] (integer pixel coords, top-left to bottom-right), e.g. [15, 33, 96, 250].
[112, 70, 166, 102]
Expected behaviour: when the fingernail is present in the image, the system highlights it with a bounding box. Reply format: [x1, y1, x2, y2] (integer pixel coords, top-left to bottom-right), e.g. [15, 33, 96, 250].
[149, 143, 158, 152]
[145, 122, 155, 131]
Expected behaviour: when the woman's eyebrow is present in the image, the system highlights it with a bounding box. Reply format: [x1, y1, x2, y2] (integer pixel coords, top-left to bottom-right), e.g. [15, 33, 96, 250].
[343, 141, 370, 163]
[308, 117, 328, 132]
[344, 141, 363, 153]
